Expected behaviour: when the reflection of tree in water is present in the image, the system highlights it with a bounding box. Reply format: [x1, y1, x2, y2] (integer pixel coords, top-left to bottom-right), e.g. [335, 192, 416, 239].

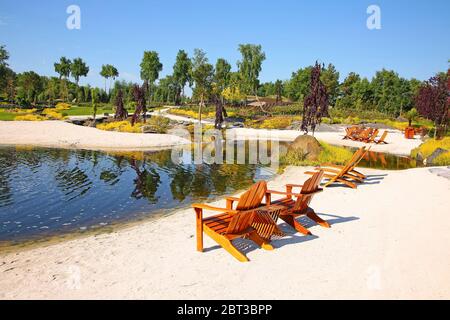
[55, 167, 92, 201]
[169, 166, 194, 202]
[129, 158, 161, 204]
[0, 148, 17, 207]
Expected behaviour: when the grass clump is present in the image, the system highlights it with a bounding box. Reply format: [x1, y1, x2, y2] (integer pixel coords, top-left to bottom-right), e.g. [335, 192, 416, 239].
[42, 108, 65, 120]
[280, 141, 353, 167]
[411, 137, 450, 165]
[14, 114, 45, 121]
[96, 121, 144, 133]
[146, 116, 171, 133]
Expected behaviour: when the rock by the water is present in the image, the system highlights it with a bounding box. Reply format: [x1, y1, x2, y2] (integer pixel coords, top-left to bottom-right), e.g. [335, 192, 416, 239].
[288, 135, 323, 161]
[426, 148, 449, 165]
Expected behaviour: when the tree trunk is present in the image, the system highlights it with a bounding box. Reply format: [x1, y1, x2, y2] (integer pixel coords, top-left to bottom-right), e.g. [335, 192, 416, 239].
[198, 93, 204, 125]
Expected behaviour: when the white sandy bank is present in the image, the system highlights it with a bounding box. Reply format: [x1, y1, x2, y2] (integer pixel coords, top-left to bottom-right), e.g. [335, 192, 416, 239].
[0, 166, 449, 299]
[228, 128, 423, 156]
[0, 121, 190, 151]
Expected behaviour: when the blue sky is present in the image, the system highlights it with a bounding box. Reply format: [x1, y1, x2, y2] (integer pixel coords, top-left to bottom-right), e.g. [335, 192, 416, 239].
[1, 0, 449, 88]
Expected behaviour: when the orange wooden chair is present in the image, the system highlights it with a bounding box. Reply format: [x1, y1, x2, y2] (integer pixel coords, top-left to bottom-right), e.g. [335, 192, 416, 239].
[374, 131, 388, 144]
[192, 181, 273, 262]
[355, 128, 372, 142]
[343, 127, 358, 140]
[305, 148, 366, 188]
[315, 147, 370, 182]
[365, 129, 379, 143]
[265, 170, 328, 235]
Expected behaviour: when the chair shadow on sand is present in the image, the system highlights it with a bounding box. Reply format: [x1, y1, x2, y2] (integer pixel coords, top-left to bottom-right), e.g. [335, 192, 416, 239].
[324, 173, 388, 188]
[203, 212, 359, 254]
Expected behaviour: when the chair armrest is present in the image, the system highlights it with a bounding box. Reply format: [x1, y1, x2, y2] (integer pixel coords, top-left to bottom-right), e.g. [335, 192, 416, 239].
[285, 184, 303, 188]
[225, 196, 240, 209]
[266, 189, 302, 197]
[192, 203, 238, 214]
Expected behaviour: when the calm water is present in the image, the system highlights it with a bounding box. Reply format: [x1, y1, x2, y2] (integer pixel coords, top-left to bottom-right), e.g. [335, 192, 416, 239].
[0, 144, 419, 243]
[0, 145, 275, 243]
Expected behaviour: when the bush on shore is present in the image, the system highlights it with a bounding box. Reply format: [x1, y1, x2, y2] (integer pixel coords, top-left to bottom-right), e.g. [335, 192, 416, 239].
[411, 137, 450, 166]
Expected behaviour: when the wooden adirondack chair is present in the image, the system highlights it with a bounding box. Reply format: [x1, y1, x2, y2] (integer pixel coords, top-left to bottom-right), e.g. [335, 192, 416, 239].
[365, 129, 379, 143]
[266, 170, 328, 235]
[374, 131, 388, 144]
[316, 147, 370, 182]
[305, 148, 365, 188]
[356, 128, 372, 142]
[343, 127, 358, 140]
[192, 181, 273, 262]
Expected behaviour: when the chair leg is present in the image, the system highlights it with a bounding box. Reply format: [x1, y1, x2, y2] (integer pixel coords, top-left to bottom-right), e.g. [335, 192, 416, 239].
[195, 208, 203, 252]
[306, 209, 331, 228]
[248, 230, 274, 251]
[204, 226, 249, 262]
[280, 215, 311, 235]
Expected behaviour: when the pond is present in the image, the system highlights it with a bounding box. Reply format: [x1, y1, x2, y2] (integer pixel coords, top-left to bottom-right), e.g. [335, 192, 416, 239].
[0, 145, 275, 244]
[0, 143, 420, 244]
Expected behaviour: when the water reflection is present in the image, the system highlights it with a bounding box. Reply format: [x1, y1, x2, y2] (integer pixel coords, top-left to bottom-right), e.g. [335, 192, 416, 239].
[0, 146, 267, 242]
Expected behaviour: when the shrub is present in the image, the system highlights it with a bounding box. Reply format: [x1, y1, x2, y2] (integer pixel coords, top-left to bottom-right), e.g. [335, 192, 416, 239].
[280, 141, 353, 167]
[259, 117, 293, 129]
[55, 102, 71, 110]
[14, 114, 45, 121]
[146, 116, 171, 133]
[42, 108, 65, 120]
[411, 137, 450, 162]
[96, 120, 144, 133]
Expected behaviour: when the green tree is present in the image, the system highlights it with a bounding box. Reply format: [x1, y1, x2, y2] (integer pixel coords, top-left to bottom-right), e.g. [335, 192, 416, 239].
[173, 50, 192, 104]
[91, 87, 99, 123]
[320, 63, 340, 105]
[140, 51, 163, 103]
[237, 44, 266, 97]
[0, 45, 9, 67]
[214, 58, 231, 103]
[54, 57, 71, 100]
[191, 48, 214, 122]
[284, 66, 312, 102]
[54, 57, 72, 80]
[17, 71, 43, 105]
[100, 64, 119, 94]
[70, 58, 89, 85]
[274, 79, 283, 102]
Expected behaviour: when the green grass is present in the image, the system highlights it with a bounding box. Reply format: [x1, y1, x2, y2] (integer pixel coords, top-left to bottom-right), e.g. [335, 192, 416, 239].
[280, 141, 353, 167]
[411, 137, 450, 165]
[0, 110, 20, 120]
[64, 105, 115, 116]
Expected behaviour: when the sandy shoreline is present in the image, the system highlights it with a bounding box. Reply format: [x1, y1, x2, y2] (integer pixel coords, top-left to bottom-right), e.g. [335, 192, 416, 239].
[1, 120, 422, 155]
[1, 166, 449, 299]
[0, 121, 191, 151]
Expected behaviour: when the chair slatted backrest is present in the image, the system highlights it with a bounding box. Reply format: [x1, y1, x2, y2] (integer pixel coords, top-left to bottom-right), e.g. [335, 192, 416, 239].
[332, 147, 364, 179]
[291, 170, 324, 212]
[349, 146, 368, 170]
[378, 131, 388, 143]
[359, 128, 371, 140]
[236, 181, 267, 211]
[367, 129, 379, 143]
[226, 210, 256, 235]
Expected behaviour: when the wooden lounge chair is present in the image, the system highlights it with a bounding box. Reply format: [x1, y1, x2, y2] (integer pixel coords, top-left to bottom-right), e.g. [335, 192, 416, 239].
[374, 130, 388, 144]
[343, 126, 358, 140]
[305, 148, 366, 188]
[355, 128, 372, 142]
[365, 129, 379, 143]
[314, 147, 369, 182]
[192, 181, 273, 262]
[265, 170, 329, 235]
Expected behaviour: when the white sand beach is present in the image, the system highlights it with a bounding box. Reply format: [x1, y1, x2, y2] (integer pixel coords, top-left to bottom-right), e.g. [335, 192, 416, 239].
[0, 121, 191, 151]
[0, 120, 422, 156]
[1, 166, 449, 299]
